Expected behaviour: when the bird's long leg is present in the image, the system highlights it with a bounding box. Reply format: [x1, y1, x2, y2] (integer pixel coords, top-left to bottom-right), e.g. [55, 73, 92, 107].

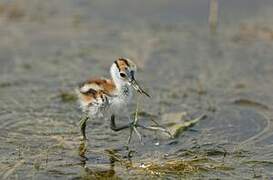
[130, 102, 144, 144]
[110, 114, 142, 144]
[110, 114, 131, 131]
[127, 126, 134, 144]
[133, 126, 143, 144]
[79, 116, 89, 140]
[110, 100, 172, 144]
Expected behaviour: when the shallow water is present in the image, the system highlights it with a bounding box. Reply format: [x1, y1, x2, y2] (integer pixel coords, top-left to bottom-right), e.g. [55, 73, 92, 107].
[1, 0, 273, 179]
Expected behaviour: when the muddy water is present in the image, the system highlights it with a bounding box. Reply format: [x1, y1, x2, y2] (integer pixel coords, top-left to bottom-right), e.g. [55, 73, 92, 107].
[1, 0, 273, 179]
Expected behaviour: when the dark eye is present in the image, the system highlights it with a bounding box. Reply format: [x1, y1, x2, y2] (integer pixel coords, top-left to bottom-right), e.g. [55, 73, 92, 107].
[120, 73, 126, 78]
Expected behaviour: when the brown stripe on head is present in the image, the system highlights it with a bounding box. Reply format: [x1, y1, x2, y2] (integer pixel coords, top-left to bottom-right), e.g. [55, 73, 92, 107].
[115, 58, 131, 72]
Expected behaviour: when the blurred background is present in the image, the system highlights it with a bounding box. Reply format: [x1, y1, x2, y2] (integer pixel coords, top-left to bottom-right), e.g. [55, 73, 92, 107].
[1, 0, 273, 179]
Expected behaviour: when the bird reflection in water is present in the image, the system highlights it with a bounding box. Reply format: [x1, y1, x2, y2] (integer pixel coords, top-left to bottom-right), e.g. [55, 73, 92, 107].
[78, 141, 134, 179]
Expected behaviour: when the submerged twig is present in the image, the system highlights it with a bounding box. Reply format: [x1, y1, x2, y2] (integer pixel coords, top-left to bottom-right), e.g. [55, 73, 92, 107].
[209, 0, 218, 33]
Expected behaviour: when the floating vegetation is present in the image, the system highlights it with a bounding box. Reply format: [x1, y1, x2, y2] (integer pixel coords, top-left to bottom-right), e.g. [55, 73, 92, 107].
[1, 160, 25, 179]
[81, 165, 118, 180]
[232, 99, 270, 110]
[58, 91, 77, 103]
[138, 159, 203, 175]
[171, 114, 206, 138]
[234, 23, 273, 42]
[0, 82, 12, 88]
[162, 112, 206, 138]
[0, 2, 25, 21]
[242, 160, 273, 166]
[135, 157, 233, 177]
[102, 148, 233, 177]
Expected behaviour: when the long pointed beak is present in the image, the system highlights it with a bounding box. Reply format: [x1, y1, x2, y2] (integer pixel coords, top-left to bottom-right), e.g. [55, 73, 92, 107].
[130, 79, 150, 98]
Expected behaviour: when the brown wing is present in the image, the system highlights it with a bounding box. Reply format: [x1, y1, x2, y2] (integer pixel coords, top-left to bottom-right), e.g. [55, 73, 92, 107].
[77, 78, 116, 106]
[79, 78, 116, 95]
[86, 78, 116, 94]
